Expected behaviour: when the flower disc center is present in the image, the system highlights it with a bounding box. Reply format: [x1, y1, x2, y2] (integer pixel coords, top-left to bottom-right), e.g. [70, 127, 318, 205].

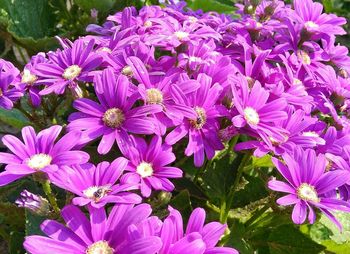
[63, 65, 82, 80]
[26, 153, 52, 170]
[297, 50, 311, 65]
[304, 21, 319, 30]
[297, 183, 319, 202]
[103, 108, 125, 128]
[21, 69, 38, 84]
[146, 88, 163, 104]
[83, 185, 112, 202]
[190, 107, 207, 129]
[244, 107, 260, 125]
[174, 31, 189, 41]
[136, 162, 154, 178]
[86, 240, 114, 254]
[121, 65, 133, 76]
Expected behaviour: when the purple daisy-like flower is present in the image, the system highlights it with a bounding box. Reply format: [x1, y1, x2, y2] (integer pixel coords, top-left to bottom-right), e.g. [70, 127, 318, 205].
[0, 125, 89, 186]
[34, 39, 102, 95]
[121, 135, 182, 197]
[68, 68, 162, 155]
[166, 73, 225, 167]
[230, 74, 288, 146]
[0, 60, 23, 110]
[159, 206, 238, 254]
[50, 158, 141, 208]
[268, 147, 350, 229]
[24, 204, 162, 254]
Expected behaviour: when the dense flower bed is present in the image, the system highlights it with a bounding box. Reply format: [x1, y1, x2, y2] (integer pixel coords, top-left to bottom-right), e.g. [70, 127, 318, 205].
[1, 0, 350, 253]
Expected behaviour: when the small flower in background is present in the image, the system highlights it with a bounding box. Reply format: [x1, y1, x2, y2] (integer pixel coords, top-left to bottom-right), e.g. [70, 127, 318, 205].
[0, 125, 89, 186]
[23, 204, 162, 254]
[67, 68, 162, 155]
[34, 39, 102, 95]
[49, 158, 141, 208]
[268, 147, 350, 229]
[15, 190, 50, 216]
[122, 135, 182, 197]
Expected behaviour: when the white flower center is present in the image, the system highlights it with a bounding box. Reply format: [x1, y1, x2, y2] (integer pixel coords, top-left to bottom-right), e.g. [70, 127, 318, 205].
[103, 108, 125, 128]
[244, 107, 260, 125]
[297, 50, 311, 65]
[174, 31, 189, 41]
[297, 183, 319, 202]
[146, 88, 163, 104]
[62, 65, 82, 80]
[136, 162, 153, 178]
[21, 69, 37, 84]
[190, 107, 207, 129]
[304, 21, 319, 29]
[189, 56, 201, 63]
[26, 153, 52, 170]
[86, 240, 114, 254]
[144, 20, 152, 27]
[293, 78, 302, 85]
[97, 47, 112, 53]
[121, 65, 133, 76]
[83, 185, 112, 202]
[302, 131, 319, 138]
[188, 16, 198, 23]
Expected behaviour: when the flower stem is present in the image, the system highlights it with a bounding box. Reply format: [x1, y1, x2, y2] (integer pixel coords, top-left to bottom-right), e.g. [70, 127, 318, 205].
[220, 152, 252, 223]
[41, 180, 60, 215]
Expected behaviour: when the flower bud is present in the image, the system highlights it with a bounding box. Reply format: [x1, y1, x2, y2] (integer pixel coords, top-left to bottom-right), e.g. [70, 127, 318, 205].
[15, 190, 50, 216]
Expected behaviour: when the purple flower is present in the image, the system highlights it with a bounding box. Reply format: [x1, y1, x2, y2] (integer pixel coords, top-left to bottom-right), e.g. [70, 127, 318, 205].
[122, 135, 182, 197]
[67, 68, 162, 155]
[0, 60, 23, 109]
[50, 158, 141, 208]
[24, 204, 162, 254]
[0, 125, 89, 186]
[15, 190, 50, 216]
[268, 147, 350, 229]
[166, 73, 225, 167]
[34, 39, 102, 95]
[158, 206, 238, 254]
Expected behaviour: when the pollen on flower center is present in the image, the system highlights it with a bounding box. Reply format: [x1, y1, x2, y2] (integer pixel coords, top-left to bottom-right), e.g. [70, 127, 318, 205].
[83, 185, 112, 202]
[144, 20, 152, 27]
[26, 153, 52, 170]
[174, 31, 189, 41]
[297, 50, 311, 65]
[190, 107, 207, 129]
[304, 21, 319, 29]
[293, 78, 302, 85]
[62, 65, 82, 80]
[297, 183, 320, 202]
[136, 162, 154, 178]
[146, 88, 163, 104]
[103, 108, 125, 128]
[86, 240, 114, 254]
[21, 69, 38, 84]
[244, 107, 260, 125]
[121, 65, 133, 76]
[302, 131, 319, 137]
[97, 47, 112, 53]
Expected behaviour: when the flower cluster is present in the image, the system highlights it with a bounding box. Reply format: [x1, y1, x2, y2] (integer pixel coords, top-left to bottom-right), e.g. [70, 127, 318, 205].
[1, 0, 350, 252]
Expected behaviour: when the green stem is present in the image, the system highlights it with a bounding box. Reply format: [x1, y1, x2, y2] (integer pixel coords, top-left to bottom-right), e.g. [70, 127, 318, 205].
[41, 180, 60, 214]
[244, 203, 270, 229]
[220, 152, 252, 223]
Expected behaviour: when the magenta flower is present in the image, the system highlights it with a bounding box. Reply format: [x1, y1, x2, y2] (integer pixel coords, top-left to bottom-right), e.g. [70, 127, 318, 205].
[159, 206, 238, 254]
[166, 73, 225, 167]
[121, 135, 182, 197]
[0, 60, 22, 109]
[230, 74, 288, 146]
[268, 147, 350, 229]
[67, 68, 162, 155]
[24, 204, 162, 254]
[0, 125, 89, 186]
[34, 39, 102, 95]
[50, 158, 141, 208]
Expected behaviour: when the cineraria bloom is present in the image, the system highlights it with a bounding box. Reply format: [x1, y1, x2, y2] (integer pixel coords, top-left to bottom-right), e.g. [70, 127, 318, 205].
[166, 73, 225, 167]
[292, 0, 346, 39]
[24, 204, 162, 254]
[158, 206, 238, 254]
[15, 190, 50, 216]
[0, 125, 89, 186]
[121, 135, 182, 197]
[67, 68, 162, 155]
[230, 74, 288, 146]
[127, 56, 198, 134]
[34, 39, 102, 95]
[49, 158, 141, 208]
[0, 60, 22, 110]
[268, 147, 350, 229]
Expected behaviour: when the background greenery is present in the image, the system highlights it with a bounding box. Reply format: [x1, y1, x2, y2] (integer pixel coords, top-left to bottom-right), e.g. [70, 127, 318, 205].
[0, 0, 350, 253]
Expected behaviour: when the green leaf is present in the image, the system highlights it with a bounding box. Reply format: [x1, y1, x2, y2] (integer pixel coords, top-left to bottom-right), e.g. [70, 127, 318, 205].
[187, 0, 236, 13]
[267, 225, 325, 254]
[0, 0, 58, 52]
[0, 202, 25, 231]
[9, 231, 24, 254]
[251, 154, 274, 168]
[0, 108, 30, 129]
[321, 240, 350, 253]
[169, 190, 192, 222]
[25, 210, 45, 236]
[226, 219, 254, 254]
[319, 211, 350, 244]
[75, 0, 115, 13]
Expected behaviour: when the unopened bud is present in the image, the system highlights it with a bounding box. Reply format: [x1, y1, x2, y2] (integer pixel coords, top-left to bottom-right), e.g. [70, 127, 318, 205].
[15, 190, 50, 216]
